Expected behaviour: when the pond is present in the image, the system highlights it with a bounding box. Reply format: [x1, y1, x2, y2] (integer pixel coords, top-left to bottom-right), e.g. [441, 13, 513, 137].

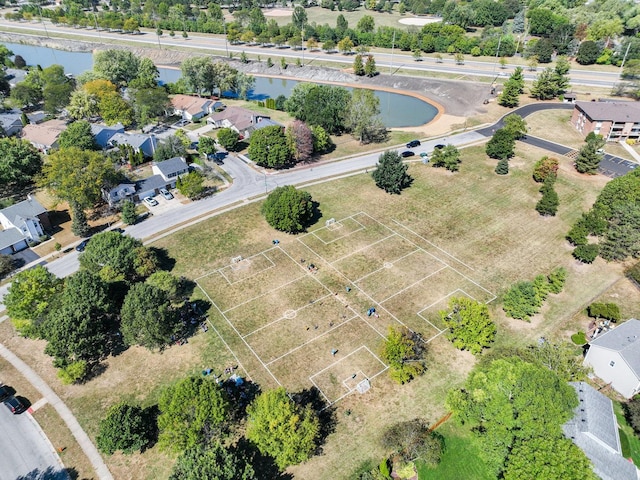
[4, 42, 438, 128]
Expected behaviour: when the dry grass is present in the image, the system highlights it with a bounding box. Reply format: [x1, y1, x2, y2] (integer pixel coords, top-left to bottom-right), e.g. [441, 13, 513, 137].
[269, 7, 409, 29]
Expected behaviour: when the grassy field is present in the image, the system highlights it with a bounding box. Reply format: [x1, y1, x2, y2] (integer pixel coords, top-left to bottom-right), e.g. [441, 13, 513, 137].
[614, 401, 640, 467]
[0, 135, 632, 478]
[268, 7, 413, 30]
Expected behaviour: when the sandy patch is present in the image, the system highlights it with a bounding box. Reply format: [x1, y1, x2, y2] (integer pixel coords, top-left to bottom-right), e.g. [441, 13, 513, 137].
[263, 8, 293, 17]
[391, 113, 467, 137]
[399, 17, 441, 26]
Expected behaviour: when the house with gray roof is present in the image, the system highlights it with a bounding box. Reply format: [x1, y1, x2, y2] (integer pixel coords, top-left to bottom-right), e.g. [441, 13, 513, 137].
[108, 132, 157, 158]
[571, 101, 640, 142]
[207, 106, 276, 139]
[0, 111, 24, 136]
[91, 123, 125, 149]
[102, 181, 137, 207]
[0, 197, 50, 254]
[563, 382, 639, 480]
[584, 319, 640, 398]
[152, 157, 189, 185]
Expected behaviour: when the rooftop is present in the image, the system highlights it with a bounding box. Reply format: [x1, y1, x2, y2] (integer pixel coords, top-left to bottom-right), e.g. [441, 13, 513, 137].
[171, 94, 212, 115]
[0, 228, 27, 250]
[576, 101, 640, 123]
[21, 119, 67, 147]
[0, 197, 47, 225]
[153, 157, 188, 176]
[590, 319, 640, 378]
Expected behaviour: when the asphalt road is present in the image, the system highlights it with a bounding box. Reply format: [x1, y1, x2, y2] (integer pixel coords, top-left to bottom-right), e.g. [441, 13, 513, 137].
[476, 102, 639, 178]
[0, 403, 67, 480]
[0, 19, 625, 89]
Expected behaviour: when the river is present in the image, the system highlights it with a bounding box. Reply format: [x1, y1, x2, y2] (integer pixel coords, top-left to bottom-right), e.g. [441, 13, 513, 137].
[5, 41, 438, 128]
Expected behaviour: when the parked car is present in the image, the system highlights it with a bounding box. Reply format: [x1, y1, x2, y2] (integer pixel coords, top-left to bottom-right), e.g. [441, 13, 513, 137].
[143, 196, 158, 207]
[401, 150, 415, 158]
[0, 385, 12, 402]
[406, 140, 421, 148]
[208, 151, 227, 164]
[420, 152, 429, 158]
[159, 188, 174, 200]
[4, 396, 26, 414]
[434, 144, 445, 150]
[75, 238, 90, 252]
[111, 227, 125, 234]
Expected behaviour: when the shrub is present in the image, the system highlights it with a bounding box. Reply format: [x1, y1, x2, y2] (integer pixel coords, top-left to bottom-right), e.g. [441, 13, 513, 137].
[262, 186, 315, 233]
[56, 360, 87, 385]
[503, 281, 539, 321]
[571, 332, 587, 345]
[626, 262, 640, 286]
[566, 221, 589, 246]
[495, 159, 509, 175]
[547, 267, 567, 294]
[573, 244, 599, 263]
[97, 402, 151, 454]
[536, 179, 559, 216]
[532, 156, 559, 183]
[587, 302, 621, 322]
[623, 395, 640, 436]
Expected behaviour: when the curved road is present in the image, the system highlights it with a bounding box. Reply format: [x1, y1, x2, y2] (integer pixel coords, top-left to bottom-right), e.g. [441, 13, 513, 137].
[0, 18, 624, 89]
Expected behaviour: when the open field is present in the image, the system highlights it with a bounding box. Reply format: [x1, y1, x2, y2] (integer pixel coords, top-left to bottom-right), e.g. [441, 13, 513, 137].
[0, 136, 633, 478]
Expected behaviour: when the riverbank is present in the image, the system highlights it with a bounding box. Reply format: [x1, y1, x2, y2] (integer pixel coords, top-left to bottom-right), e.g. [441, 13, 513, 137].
[1, 31, 492, 134]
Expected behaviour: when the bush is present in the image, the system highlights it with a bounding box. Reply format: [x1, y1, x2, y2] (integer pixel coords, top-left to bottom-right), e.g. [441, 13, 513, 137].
[547, 267, 567, 294]
[97, 402, 151, 454]
[566, 221, 589, 246]
[261, 186, 315, 233]
[625, 262, 640, 285]
[121, 200, 137, 225]
[56, 360, 87, 385]
[535, 179, 559, 216]
[623, 395, 640, 436]
[532, 156, 559, 183]
[573, 244, 599, 263]
[571, 332, 587, 345]
[216, 127, 240, 151]
[587, 302, 621, 321]
[495, 159, 509, 175]
[503, 281, 540, 321]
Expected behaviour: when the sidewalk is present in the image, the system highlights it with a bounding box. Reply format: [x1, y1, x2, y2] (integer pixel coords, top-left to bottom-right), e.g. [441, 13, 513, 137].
[0, 344, 114, 480]
[619, 141, 640, 164]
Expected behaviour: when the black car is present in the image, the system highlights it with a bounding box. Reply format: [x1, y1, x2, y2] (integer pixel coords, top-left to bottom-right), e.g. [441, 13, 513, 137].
[406, 140, 421, 148]
[111, 227, 125, 234]
[0, 385, 11, 402]
[75, 238, 90, 252]
[208, 151, 227, 164]
[434, 144, 445, 150]
[4, 396, 26, 414]
[401, 150, 415, 158]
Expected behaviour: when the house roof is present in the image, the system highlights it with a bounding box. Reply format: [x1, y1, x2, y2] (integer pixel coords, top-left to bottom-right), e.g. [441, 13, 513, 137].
[0, 112, 22, 128]
[0, 228, 27, 250]
[21, 119, 67, 147]
[0, 197, 47, 225]
[576, 101, 640, 123]
[251, 118, 281, 132]
[589, 319, 640, 378]
[91, 123, 124, 135]
[136, 174, 168, 193]
[153, 157, 189, 176]
[210, 106, 270, 132]
[170, 94, 211, 115]
[109, 132, 155, 150]
[563, 382, 639, 480]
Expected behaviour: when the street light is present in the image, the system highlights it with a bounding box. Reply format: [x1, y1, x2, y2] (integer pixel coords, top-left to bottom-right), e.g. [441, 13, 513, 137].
[223, 20, 229, 57]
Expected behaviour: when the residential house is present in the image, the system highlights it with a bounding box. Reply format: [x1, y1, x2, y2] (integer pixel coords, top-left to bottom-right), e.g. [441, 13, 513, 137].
[135, 175, 172, 201]
[21, 119, 67, 152]
[207, 106, 279, 139]
[0, 197, 50, 254]
[0, 111, 24, 136]
[102, 182, 137, 207]
[108, 132, 157, 158]
[170, 94, 224, 121]
[563, 382, 640, 480]
[571, 101, 640, 142]
[584, 319, 640, 398]
[152, 157, 189, 186]
[91, 123, 125, 149]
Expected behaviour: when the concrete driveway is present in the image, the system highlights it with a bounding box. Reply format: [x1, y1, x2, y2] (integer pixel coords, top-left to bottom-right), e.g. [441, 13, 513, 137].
[0, 403, 68, 480]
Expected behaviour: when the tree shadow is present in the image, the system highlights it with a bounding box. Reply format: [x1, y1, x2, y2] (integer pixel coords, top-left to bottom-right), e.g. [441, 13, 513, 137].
[220, 377, 261, 421]
[149, 246, 176, 271]
[292, 386, 337, 455]
[141, 404, 160, 452]
[306, 200, 322, 230]
[235, 437, 293, 480]
[16, 466, 75, 480]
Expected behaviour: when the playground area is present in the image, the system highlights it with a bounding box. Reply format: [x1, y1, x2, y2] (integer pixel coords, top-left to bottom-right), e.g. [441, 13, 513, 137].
[196, 212, 495, 405]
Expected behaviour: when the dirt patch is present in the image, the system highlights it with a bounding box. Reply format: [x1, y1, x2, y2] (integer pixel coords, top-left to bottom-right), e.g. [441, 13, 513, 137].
[263, 8, 293, 17]
[398, 17, 441, 26]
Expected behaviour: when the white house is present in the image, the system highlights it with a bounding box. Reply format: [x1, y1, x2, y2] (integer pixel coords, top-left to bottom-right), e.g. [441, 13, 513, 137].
[0, 197, 50, 254]
[0, 111, 24, 136]
[152, 157, 189, 185]
[170, 94, 224, 121]
[21, 119, 67, 153]
[108, 132, 157, 158]
[584, 319, 640, 398]
[207, 106, 277, 139]
[563, 382, 640, 480]
[102, 182, 137, 207]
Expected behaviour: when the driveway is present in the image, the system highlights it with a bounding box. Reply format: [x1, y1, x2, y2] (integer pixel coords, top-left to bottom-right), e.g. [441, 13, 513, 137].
[0, 404, 68, 480]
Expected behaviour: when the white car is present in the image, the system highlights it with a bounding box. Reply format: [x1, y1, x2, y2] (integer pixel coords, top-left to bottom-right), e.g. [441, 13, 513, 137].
[159, 188, 173, 200]
[143, 196, 158, 207]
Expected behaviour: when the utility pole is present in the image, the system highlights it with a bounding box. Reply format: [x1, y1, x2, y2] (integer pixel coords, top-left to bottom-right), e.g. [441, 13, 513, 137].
[301, 27, 305, 66]
[223, 20, 229, 57]
[389, 30, 396, 75]
[619, 41, 632, 81]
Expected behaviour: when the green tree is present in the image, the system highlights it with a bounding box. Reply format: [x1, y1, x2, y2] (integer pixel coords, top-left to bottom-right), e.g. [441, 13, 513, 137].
[79, 231, 157, 283]
[10, 82, 43, 108]
[154, 135, 187, 162]
[41, 271, 115, 374]
[58, 120, 97, 151]
[130, 58, 159, 90]
[41, 64, 74, 114]
[380, 326, 426, 384]
[502, 281, 539, 321]
[261, 185, 315, 233]
[574, 142, 602, 174]
[547, 267, 567, 295]
[486, 128, 515, 160]
[198, 135, 217, 156]
[503, 114, 527, 139]
[121, 200, 137, 225]
[503, 436, 597, 480]
[93, 49, 141, 87]
[530, 68, 560, 100]
[353, 54, 365, 76]
[357, 15, 375, 33]
[446, 357, 578, 475]
[176, 171, 205, 199]
[146, 271, 182, 301]
[372, 150, 413, 194]
[216, 127, 240, 151]
[98, 91, 134, 127]
[495, 159, 509, 175]
[624, 395, 640, 435]
[311, 125, 333, 153]
[0, 137, 43, 193]
[536, 178, 559, 216]
[431, 144, 461, 171]
[4, 266, 61, 334]
[158, 376, 230, 452]
[285, 83, 351, 134]
[573, 244, 600, 263]
[70, 202, 91, 238]
[120, 283, 178, 350]
[170, 442, 255, 480]
[0, 254, 15, 280]
[246, 387, 320, 470]
[67, 90, 99, 120]
[576, 40, 601, 65]
[347, 89, 386, 144]
[380, 419, 443, 466]
[364, 55, 377, 77]
[131, 87, 169, 125]
[498, 79, 521, 108]
[97, 403, 151, 455]
[248, 125, 291, 168]
[338, 36, 354, 54]
[440, 297, 496, 354]
[532, 156, 559, 183]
